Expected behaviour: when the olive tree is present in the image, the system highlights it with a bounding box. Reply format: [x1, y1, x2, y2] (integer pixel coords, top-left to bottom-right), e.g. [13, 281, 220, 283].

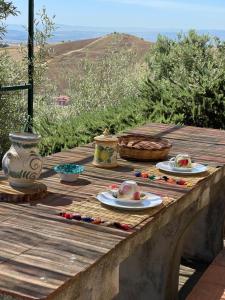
[141, 30, 225, 128]
[0, 5, 55, 162]
[0, 0, 18, 38]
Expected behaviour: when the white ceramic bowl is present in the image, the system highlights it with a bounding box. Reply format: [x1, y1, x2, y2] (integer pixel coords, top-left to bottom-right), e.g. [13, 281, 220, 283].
[58, 173, 80, 182]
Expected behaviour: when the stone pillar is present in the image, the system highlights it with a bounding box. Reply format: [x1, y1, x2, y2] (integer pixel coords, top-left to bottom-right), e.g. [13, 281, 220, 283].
[116, 177, 225, 300]
[183, 179, 225, 263]
[115, 215, 189, 300]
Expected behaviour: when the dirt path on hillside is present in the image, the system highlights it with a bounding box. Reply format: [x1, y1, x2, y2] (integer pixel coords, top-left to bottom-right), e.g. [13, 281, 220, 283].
[47, 36, 105, 63]
[60, 36, 105, 57]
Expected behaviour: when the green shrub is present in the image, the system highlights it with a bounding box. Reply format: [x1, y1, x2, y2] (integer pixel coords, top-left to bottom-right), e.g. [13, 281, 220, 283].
[35, 97, 151, 156]
[141, 30, 225, 128]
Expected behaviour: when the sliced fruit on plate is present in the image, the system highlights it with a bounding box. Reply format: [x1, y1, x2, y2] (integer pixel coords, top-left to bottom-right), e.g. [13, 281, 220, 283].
[133, 191, 141, 200]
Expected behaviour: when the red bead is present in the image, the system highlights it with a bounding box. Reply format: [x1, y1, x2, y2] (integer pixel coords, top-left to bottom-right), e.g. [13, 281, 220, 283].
[65, 213, 72, 219]
[177, 179, 186, 185]
[121, 224, 130, 231]
[109, 184, 119, 189]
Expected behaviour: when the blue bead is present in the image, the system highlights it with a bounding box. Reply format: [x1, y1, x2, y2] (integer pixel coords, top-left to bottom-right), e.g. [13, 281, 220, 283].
[134, 171, 141, 177]
[82, 217, 94, 223]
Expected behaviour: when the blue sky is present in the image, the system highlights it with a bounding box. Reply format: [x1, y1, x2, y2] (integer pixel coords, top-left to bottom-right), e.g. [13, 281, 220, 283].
[6, 0, 225, 30]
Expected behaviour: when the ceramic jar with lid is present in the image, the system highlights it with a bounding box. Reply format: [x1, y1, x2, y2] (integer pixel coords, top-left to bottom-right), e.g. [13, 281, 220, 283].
[93, 129, 118, 168]
[2, 132, 43, 188]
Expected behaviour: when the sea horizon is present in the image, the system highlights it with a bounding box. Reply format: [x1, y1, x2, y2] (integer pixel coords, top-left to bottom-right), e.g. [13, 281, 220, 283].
[4, 24, 225, 44]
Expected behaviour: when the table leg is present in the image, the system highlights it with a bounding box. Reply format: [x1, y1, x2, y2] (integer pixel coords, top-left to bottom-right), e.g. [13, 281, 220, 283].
[115, 218, 184, 300]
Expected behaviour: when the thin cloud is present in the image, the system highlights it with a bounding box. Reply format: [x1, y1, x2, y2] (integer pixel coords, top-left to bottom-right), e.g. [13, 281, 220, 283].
[99, 0, 225, 13]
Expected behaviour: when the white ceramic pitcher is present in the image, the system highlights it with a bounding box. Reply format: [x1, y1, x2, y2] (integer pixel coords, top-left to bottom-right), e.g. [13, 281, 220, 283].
[2, 132, 43, 188]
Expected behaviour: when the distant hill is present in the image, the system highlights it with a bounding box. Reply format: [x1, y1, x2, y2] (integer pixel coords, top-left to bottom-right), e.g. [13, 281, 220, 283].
[4, 24, 225, 44]
[48, 33, 150, 60]
[47, 33, 151, 92]
[0, 32, 151, 61]
[0, 33, 152, 92]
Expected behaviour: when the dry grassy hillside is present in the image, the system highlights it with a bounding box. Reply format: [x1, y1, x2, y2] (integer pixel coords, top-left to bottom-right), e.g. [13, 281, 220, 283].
[47, 33, 151, 92]
[0, 44, 24, 60]
[1, 33, 151, 92]
[48, 33, 150, 63]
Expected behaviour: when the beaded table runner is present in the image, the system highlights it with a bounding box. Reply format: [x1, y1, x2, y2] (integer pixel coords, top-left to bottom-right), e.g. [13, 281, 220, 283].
[59, 166, 218, 230]
[60, 196, 173, 230]
[138, 165, 217, 188]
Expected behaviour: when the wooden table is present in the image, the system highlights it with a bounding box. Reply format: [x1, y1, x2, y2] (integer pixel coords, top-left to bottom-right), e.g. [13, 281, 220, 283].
[1, 123, 225, 300]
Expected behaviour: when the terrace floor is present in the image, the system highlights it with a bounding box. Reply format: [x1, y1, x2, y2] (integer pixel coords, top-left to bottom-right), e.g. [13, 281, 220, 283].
[179, 240, 225, 299]
[179, 258, 208, 299]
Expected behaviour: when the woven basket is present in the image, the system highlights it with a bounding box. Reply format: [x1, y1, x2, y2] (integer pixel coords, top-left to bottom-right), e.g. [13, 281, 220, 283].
[118, 135, 172, 161]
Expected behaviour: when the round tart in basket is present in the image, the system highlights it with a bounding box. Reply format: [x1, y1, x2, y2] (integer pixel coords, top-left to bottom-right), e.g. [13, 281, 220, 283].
[118, 135, 172, 161]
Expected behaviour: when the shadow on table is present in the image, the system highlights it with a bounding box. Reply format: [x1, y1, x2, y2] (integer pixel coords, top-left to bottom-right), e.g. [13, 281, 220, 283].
[110, 165, 134, 173]
[39, 193, 76, 207]
[153, 125, 182, 138]
[40, 169, 55, 179]
[59, 178, 91, 187]
[126, 124, 182, 138]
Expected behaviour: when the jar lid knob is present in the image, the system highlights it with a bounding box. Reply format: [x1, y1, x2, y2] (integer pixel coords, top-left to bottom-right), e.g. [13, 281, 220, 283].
[103, 128, 110, 136]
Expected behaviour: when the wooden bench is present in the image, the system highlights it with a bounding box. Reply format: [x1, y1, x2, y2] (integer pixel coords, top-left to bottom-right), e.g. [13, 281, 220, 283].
[187, 249, 225, 300]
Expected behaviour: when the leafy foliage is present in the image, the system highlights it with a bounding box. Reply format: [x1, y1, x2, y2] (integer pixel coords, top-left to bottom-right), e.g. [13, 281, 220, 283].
[0, 0, 18, 38]
[64, 48, 144, 112]
[0, 8, 55, 160]
[35, 97, 151, 156]
[141, 30, 225, 128]
[0, 51, 27, 159]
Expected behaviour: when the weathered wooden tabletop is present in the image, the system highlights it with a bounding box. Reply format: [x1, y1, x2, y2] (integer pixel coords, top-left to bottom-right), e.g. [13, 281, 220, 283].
[1, 123, 225, 300]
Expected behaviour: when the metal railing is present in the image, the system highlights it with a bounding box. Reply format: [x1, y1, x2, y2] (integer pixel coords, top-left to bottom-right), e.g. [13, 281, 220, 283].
[0, 0, 34, 132]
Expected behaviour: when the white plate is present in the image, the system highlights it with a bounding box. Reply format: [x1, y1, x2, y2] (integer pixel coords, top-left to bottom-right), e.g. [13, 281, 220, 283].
[96, 191, 163, 210]
[156, 161, 208, 175]
[171, 166, 193, 172]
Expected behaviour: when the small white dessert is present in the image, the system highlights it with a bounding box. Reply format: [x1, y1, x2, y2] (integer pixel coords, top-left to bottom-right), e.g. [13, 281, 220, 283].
[118, 180, 141, 200]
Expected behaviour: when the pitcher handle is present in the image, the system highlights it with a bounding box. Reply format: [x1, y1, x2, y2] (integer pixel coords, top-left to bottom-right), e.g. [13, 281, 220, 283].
[7, 152, 19, 160]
